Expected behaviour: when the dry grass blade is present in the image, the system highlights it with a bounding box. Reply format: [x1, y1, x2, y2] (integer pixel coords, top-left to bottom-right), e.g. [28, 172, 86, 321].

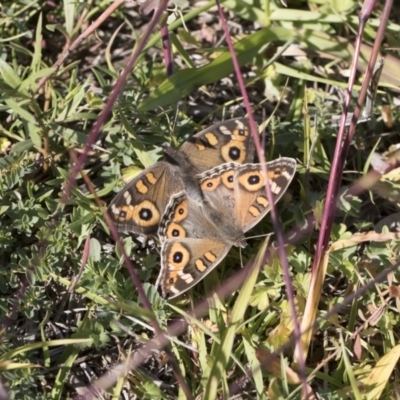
[361, 344, 400, 399]
[296, 229, 400, 362]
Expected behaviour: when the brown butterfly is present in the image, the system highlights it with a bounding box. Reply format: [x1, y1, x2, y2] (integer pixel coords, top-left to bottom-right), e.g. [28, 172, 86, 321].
[108, 119, 256, 236]
[156, 158, 297, 298]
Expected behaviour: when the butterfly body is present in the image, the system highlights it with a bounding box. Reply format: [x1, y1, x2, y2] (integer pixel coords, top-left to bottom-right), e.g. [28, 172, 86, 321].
[157, 158, 297, 298]
[108, 119, 255, 236]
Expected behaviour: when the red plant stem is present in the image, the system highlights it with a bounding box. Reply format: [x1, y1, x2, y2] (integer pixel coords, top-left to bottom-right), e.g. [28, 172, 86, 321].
[312, 0, 390, 274]
[80, 230, 400, 399]
[161, 24, 174, 75]
[78, 144, 400, 396]
[360, 0, 378, 17]
[64, 10, 160, 297]
[345, 0, 391, 149]
[215, 0, 307, 394]
[60, 1, 193, 397]
[36, 0, 125, 92]
[62, 1, 169, 308]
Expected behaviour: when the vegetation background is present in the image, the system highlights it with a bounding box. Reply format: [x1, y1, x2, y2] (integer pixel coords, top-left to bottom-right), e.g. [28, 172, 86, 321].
[1, 0, 400, 399]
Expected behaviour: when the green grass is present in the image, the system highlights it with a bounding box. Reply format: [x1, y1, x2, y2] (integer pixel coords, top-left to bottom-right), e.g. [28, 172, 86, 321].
[1, 0, 400, 399]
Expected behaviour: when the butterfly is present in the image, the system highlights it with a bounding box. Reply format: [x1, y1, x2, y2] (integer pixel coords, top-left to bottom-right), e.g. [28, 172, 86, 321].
[108, 119, 255, 236]
[156, 158, 297, 298]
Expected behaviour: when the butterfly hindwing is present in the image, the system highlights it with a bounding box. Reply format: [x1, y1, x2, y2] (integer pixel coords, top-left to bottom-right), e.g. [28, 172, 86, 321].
[158, 190, 235, 298]
[157, 237, 230, 298]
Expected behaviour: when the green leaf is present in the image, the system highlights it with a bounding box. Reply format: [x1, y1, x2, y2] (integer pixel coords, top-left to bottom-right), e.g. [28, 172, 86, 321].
[139, 27, 297, 111]
[64, 0, 76, 36]
[19, 68, 56, 92]
[26, 122, 42, 148]
[89, 238, 101, 262]
[31, 13, 43, 73]
[205, 238, 269, 399]
[6, 99, 36, 124]
[243, 336, 265, 399]
[10, 140, 33, 154]
[0, 58, 22, 89]
[120, 114, 157, 168]
[57, 79, 91, 121]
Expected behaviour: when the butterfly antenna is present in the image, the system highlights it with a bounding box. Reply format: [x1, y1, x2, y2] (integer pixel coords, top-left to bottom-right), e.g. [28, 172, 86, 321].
[246, 232, 273, 241]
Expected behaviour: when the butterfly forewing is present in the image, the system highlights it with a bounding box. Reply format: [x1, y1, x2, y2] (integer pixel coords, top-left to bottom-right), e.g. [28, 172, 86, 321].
[108, 162, 183, 235]
[179, 119, 255, 173]
[108, 118, 256, 236]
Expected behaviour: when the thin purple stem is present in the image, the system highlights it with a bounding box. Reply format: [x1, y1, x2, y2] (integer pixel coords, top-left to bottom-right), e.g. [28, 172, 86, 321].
[161, 25, 173, 76]
[215, 0, 307, 394]
[76, 147, 399, 397]
[60, 1, 193, 396]
[312, 0, 390, 274]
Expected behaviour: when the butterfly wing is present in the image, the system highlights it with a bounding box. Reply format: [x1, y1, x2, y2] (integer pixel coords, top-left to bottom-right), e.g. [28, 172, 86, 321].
[109, 119, 256, 236]
[157, 237, 230, 298]
[108, 162, 184, 235]
[234, 158, 297, 233]
[195, 163, 249, 244]
[156, 158, 296, 298]
[179, 118, 255, 173]
[157, 191, 231, 298]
